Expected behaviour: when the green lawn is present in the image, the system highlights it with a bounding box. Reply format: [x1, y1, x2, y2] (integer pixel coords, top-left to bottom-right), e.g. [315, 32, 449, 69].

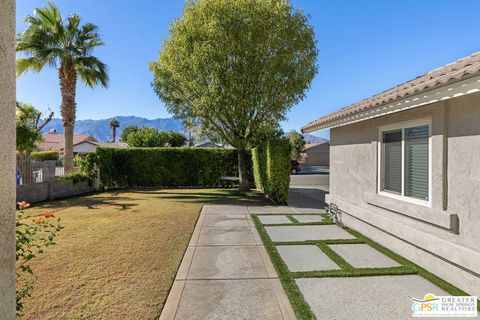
[18, 188, 268, 320]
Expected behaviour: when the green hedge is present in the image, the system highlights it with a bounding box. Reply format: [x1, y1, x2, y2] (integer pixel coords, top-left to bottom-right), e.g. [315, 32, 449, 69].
[31, 151, 59, 162]
[252, 138, 291, 205]
[93, 147, 254, 188]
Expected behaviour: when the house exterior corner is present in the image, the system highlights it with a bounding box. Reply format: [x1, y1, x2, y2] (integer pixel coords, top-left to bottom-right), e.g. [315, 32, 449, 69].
[326, 92, 480, 296]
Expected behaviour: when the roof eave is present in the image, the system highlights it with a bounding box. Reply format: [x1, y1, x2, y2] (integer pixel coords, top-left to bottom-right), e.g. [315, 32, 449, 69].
[302, 74, 480, 133]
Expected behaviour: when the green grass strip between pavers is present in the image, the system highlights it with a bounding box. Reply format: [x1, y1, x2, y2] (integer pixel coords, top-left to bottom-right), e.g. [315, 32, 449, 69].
[291, 265, 417, 279]
[316, 242, 354, 269]
[251, 215, 317, 320]
[286, 214, 300, 224]
[346, 229, 477, 301]
[253, 213, 480, 316]
[273, 238, 365, 246]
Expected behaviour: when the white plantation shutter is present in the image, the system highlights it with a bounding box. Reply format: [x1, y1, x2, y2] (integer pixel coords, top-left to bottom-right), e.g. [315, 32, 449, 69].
[382, 130, 402, 193]
[404, 125, 429, 200]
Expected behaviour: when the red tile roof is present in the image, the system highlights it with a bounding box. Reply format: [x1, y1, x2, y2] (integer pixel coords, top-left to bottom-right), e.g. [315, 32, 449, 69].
[37, 133, 98, 152]
[302, 51, 480, 133]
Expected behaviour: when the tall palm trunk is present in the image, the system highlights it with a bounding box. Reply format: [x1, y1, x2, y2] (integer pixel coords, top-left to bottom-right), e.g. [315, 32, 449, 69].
[59, 62, 77, 173]
[112, 128, 116, 143]
[238, 149, 250, 192]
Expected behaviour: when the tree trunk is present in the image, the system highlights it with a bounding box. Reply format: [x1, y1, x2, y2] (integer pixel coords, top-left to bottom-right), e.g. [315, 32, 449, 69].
[59, 61, 77, 174]
[64, 124, 74, 173]
[112, 128, 116, 143]
[238, 149, 250, 192]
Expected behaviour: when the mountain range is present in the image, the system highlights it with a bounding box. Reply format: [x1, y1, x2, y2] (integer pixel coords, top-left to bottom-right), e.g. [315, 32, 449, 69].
[41, 116, 185, 142]
[41, 116, 327, 143]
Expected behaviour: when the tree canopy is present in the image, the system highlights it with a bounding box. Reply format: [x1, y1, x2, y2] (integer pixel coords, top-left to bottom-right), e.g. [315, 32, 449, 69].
[287, 130, 306, 160]
[16, 102, 53, 154]
[150, 0, 317, 190]
[125, 127, 187, 147]
[120, 126, 139, 142]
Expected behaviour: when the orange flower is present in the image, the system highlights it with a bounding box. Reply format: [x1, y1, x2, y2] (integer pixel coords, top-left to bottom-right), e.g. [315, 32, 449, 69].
[17, 201, 31, 210]
[35, 216, 44, 224]
[43, 210, 55, 218]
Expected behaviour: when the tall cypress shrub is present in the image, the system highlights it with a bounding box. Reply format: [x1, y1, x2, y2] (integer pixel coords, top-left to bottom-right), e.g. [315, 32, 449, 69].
[252, 138, 291, 205]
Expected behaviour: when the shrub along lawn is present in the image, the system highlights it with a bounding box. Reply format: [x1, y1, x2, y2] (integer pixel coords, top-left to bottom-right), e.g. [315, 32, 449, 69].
[18, 188, 268, 320]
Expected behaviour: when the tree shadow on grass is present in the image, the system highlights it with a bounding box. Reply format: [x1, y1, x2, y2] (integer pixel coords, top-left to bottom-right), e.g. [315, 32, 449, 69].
[127, 188, 271, 205]
[30, 192, 140, 211]
[28, 188, 272, 213]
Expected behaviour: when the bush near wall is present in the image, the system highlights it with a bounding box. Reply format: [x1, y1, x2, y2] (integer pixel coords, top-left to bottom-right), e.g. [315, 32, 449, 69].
[31, 151, 59, 162]
[93, 147, 254, 188]
[252, 138, 291, 205]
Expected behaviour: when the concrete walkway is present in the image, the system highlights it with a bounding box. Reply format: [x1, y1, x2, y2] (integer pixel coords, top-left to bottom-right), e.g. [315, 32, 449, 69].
[159, 204, 297, 320]
[160, 188, 458, 319]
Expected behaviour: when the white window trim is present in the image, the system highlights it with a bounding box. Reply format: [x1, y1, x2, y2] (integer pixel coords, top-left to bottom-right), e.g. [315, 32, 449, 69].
[377, 118, 432, 207]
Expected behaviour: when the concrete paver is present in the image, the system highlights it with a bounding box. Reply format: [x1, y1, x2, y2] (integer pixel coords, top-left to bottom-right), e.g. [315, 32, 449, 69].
[174, 279, 285, 320]
[204, 205, 249, 215]
[258, 215, 292, 225]
[265, 225, 356, 242]
[296, 275, 450, 320]
[202, 214, 249, 227]
[330, 244, 401, 268]
[277, 245, 340, 272]
[187, 246, 267, 279]
[197, 226, 256, 246]
[291, 214, 324, 223]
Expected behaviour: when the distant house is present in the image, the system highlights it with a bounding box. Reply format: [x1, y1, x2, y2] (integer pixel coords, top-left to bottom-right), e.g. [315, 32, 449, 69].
[37, 129, 99, 154]
[194, 142, 223, 148]
[98, 142, 128, 149]
[301, 52, 480, 296]
[298, 141, 330, 166]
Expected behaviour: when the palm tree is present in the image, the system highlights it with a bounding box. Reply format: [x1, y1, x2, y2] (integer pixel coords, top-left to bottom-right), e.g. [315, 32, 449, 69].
[109, 119, 120, 143]
[16, 2, 109, 173]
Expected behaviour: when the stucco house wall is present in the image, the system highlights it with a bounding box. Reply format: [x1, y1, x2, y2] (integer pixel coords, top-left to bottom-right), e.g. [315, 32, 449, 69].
[327, 92, 480, 296]
[0, 0, 16, 318]
[299, 143, 330, 166]
[73, 141, 98, 154]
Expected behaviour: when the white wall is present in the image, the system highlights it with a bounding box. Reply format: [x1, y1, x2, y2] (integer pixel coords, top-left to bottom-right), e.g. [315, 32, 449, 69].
[73, 142, 97, 153]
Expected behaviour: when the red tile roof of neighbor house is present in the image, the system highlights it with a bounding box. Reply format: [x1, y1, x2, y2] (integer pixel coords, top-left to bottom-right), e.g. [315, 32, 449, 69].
[301, 51, 480, 133]
[37, 131, 99, 152]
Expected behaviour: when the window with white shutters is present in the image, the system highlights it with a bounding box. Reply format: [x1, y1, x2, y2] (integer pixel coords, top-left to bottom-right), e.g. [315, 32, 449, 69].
[379, 121, 431, 205]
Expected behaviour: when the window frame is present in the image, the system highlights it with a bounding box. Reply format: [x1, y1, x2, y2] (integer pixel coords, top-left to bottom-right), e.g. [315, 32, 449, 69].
[377, 118, 432, 207]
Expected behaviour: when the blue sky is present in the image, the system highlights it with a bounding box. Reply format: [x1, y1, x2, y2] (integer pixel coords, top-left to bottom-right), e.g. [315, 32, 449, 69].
[16, 0, 480, 140]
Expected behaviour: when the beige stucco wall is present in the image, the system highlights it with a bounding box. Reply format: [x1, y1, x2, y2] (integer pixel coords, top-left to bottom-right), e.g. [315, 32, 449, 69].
[0, 0, 17, 318]
[73, 142, 98, 153]
[328, 92, 480, 296]
[299, 143, 330, 166]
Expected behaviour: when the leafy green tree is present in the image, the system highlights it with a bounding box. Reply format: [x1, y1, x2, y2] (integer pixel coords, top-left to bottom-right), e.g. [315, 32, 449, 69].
[126, 127, 167, 147]
[125, 127, 187, 147]
[287, 130, 306, 160]
[16, 102, 53, 154]
[16, 2, 109, 173]
[167, 132, 187, 147]
[120, 125, 139, 142]
[150, 0, 317, 191]
[109, 119, 120, 143]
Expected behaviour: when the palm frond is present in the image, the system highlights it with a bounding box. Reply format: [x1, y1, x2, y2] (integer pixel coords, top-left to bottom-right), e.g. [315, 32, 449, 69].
[76, 56, 109, 88]
[16, 1, 108, 88]
[16, 57, 48, 76]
